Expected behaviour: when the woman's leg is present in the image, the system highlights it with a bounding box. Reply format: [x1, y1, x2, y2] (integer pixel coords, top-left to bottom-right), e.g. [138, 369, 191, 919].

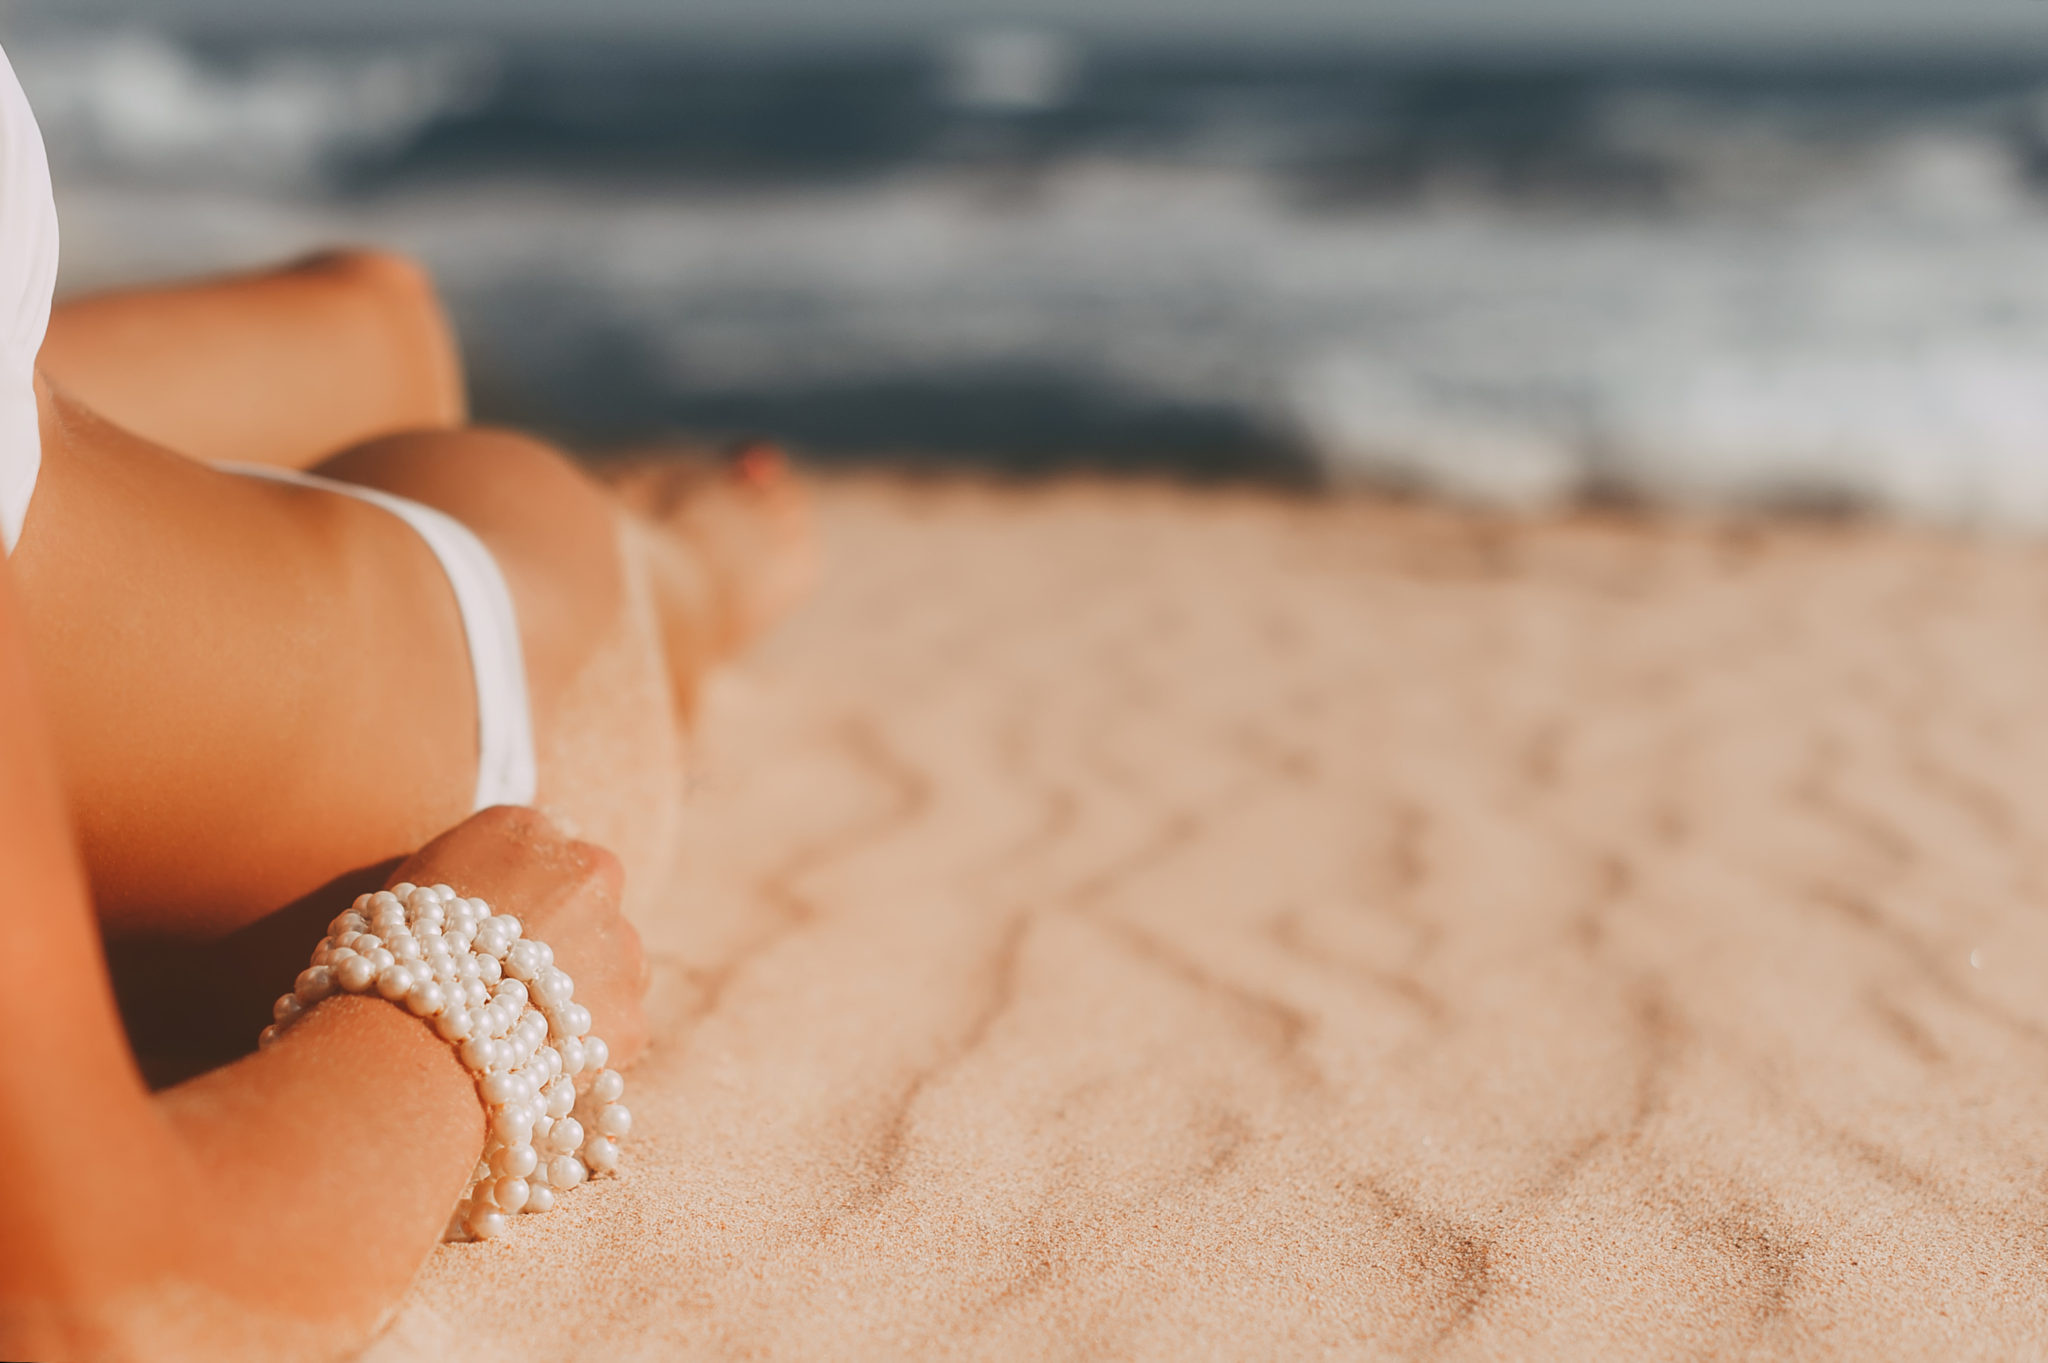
[15, 379, 492, 935]
[39, 250, 465, 468]
[11, 377, 806, 944]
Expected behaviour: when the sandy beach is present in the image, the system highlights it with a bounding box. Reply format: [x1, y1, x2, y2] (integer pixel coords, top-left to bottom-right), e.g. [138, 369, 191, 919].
[363, 477, 2048, 1360]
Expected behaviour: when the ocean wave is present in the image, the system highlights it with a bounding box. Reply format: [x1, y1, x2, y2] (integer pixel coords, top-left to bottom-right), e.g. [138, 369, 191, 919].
[29, 24, 2048, 523]
[14, 28, 494, 188]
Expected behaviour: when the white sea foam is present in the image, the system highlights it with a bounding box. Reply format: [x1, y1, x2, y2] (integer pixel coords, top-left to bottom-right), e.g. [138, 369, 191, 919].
[27, 25, 2048, 524]
[16, 28, 491, 187]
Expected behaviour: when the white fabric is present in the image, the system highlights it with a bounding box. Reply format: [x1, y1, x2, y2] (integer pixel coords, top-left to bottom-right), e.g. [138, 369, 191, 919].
[0, 43, 56, 555]
[226, 465, 539, 812]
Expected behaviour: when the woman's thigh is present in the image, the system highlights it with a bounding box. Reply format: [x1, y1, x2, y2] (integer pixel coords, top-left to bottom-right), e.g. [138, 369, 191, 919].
[40, 250, 466, 469]
[313, 430, 686, 912]
[311, 427, 625, 724]
[11, 387, 634, 939]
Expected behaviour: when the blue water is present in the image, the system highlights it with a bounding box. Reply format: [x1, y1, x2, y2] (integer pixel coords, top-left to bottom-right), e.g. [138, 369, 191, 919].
[25, 24, 2048, 517]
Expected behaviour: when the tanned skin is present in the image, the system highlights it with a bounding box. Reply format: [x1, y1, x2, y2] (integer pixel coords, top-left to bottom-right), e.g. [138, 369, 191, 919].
[17, 250, 810, 938]
[0, 251, 812, 1354]
[0, 554, 646, 1358]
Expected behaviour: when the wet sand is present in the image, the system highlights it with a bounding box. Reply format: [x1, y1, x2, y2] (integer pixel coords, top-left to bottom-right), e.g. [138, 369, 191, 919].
[366, 477, 2048, 1360]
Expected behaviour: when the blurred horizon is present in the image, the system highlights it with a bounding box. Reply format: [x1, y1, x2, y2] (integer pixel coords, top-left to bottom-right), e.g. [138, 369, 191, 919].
[19, 0, 2048, 61]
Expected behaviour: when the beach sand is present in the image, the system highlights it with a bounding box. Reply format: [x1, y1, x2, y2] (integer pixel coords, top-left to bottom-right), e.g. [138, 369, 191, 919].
[364, 477, 2048, 1360]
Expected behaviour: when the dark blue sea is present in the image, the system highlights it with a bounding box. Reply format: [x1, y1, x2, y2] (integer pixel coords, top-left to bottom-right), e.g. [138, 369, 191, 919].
[22, 22, 2048, 518]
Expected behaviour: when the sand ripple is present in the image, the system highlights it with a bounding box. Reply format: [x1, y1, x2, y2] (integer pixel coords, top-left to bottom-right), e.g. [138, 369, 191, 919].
[367, 480, 2048, 1361]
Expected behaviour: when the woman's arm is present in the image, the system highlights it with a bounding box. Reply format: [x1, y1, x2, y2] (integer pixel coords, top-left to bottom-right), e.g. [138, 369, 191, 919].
[0, 554, 643, 1360]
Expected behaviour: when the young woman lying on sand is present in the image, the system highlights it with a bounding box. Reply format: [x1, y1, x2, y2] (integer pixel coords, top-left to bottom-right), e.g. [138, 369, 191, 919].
[0, 46, 810, 1360]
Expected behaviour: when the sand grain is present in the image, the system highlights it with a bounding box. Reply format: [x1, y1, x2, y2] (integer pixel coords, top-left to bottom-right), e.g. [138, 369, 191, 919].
[365, 480, 2048, 1360]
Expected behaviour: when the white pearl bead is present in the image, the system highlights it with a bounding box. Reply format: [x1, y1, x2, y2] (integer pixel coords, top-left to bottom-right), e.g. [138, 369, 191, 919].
[493, 1176, 530, 1215]
[405, 886, 440, 913]
[460, 1036, 493, 1071]
[273, 994, 303, 1025]
[523, 1185, 554, 1214]
[549, 1116, 585, 1154]
[492, 1143, 538, 1179]
[366, 947, 396, 972]
[434, 1008, 473, 1042]
[532, 1112, 554, 1144]
[328, 910, 366, 937]
[478, 954, 503, 985]
[558, 1037, 586, 1076]
[294, 966, 335, 1004]
[336, 955, 377, 993]
[258, 1024, 279, 1049]
[353, 934, 382, 954]
[598, 1103, 632, 1139]
[490, 1105, 535, 1146]
[465, 1207, 507, 1242]
[559, 1003, 592, 1039]
[582, 1037, 609, 1072]
[506, 940, 543, 981]
[481, 1071, 521, 1106]
[386, 883, 417, 901]
[495, 978, 529, 1009]
[543, 1080, 573, 1119]
[385, 932, 419, 961]
[592, 1068, 625, 1104]
[429, 883, 457, 902]
[407, 980, 447, 1017]
[376, 965, 415, 1001]
[548, 1155, 586, 1190]
[532, 967, 573, 1007]
[583, 1136, 620, 1175]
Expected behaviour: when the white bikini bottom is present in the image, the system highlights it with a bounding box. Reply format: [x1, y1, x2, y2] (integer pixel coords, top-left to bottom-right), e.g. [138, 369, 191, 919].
[227, 464, 538, 812]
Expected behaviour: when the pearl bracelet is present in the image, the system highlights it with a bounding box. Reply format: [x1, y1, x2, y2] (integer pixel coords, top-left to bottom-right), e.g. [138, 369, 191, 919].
[260, 880, 632, 1243]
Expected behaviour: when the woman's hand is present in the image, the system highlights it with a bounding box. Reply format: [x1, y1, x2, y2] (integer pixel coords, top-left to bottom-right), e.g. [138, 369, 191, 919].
[387, 805, 650, 1069]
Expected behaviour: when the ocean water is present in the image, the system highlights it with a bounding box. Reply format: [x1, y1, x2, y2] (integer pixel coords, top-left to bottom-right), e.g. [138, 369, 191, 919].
[21, 23, 2048, 520]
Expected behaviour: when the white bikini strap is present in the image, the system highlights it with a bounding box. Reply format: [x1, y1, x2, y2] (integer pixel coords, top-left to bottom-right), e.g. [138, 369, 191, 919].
[225, 464, 538, 811]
